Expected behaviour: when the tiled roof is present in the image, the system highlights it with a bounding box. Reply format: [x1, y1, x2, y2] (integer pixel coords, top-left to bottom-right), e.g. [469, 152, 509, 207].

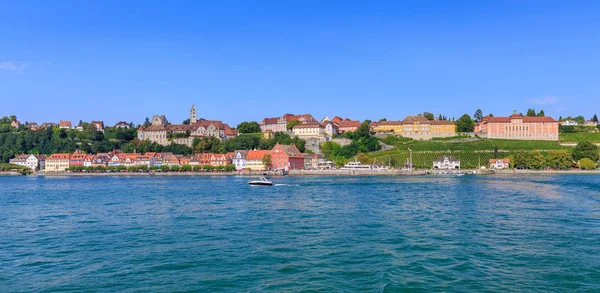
[293, 122, 322, 129]
[275, 144, 303, 157]
[481, 115, 557, 123]
[430, 120, 454, 125]
[47, 153, 71, 160]
[59, 120, 71, 127]
[377, 120, 403, 125]
[402, 116, 430, 124]
[234, 150, 248, 158]
[339, 120, 360, 128]
[246, 150, 271, 160]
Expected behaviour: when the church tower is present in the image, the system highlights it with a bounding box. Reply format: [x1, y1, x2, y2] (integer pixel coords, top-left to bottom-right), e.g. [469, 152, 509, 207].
[190, 104, 197, 124]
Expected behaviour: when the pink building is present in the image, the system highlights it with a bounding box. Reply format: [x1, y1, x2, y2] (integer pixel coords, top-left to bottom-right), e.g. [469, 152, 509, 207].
[475, 113, 558, 141]
[270, 143, 304, 171]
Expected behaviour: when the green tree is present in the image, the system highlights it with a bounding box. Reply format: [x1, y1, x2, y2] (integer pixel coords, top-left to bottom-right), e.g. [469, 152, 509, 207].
[143, 117, 151, 128]
[160, 165, 170, 172]
[473, 109, 483, 122]
[180, 164, 192, 172]
[572, 141, 599, 161]
[537, 109, 545, 117]
[182, 119, 190, 125]
[455, 114, 474, 132]
[286, 120, 302, 130]
[423, 112, 435, 120]
[579, 158, 596, 170]
[170, 165, 180, 172]
[593, 114, 599, 122]
[262, 154, 272, 170]
[526, 108, 536, 117]
[545, 150, 573, 170]
[237, 121, 261, 133]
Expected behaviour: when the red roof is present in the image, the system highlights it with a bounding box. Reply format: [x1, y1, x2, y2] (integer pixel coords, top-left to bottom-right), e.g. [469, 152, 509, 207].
[481, 115, 557, 123]
[338, 120, 360, 128]
[47, 153, 71, 160]
[247, 150, 271, 160]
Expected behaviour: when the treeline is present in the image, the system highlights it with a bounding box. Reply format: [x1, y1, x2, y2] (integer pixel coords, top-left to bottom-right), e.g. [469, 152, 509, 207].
[191, 132, 306, 154]
[321, 121, 381, 166]
[510, 142, 598, 170]
[0, 125, 142, 163]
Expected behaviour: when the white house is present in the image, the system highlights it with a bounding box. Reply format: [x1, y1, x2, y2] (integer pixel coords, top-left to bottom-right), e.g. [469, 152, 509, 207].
[561, 120, 579, 126]
[292, 123, 325, 138]
[322, 121, 339, 137]
[233, 150, 248, 170]
[433, 156, 460, 169]
[489, 159, 510, 169]
[10, 154, 46, 171]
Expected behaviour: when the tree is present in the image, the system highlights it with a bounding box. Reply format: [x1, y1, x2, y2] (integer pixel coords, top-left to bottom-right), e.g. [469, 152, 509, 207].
[593, 114, 599, 122]
[526, 109, 536, 117]
[180, 164, 192, 172]
[579, 158, 597, 170]
[572, 141, 599, 161]
[262, 154, 272, 170]
[537, 110, 545, 117]
[455, 114, 474, 132]
[160, 165, 170, 172]
[423, 112, 435, 120]
[182, 119, 190, 125]
[143, 117, 151, 128]
[438, 114, 443, 120]
[545, 150, 573, 170]
[237, 121, 261, 133]
[473, 109, 483, 122]
[356, 153, 371, 164]
[488, 113, 493, 117]
[286, 120, 302, 130]
[575, 115, 585, 125]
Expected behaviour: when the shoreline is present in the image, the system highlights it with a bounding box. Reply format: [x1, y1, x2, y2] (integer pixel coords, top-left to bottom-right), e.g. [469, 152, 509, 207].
[3, 169, 599, 177]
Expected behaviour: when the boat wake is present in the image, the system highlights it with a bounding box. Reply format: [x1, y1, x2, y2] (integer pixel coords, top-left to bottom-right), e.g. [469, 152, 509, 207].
[274, 184, 298, 187]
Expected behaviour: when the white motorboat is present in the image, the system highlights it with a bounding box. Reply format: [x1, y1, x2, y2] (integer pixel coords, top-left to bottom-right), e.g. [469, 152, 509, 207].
[248, 177, 273, 186]
[340, 161, 373, 170]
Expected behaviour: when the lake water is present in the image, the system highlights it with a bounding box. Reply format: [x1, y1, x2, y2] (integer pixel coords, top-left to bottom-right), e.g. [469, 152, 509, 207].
[1, 175, 599, 292]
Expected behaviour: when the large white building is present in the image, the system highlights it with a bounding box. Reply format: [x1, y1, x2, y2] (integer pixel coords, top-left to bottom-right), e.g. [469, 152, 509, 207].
[433, 156, 460, 169]
[10, 154, 46, 171]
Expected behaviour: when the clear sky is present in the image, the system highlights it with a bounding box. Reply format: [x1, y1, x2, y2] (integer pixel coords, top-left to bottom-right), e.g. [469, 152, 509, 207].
[1, 0, 599, 126]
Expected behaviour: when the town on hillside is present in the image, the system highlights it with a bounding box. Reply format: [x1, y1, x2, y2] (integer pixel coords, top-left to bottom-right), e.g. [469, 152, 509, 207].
[1, 107, 600, 173]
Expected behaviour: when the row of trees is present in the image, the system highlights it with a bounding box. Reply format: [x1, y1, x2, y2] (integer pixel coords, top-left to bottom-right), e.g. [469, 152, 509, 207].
[510, 142, 598, 170]
[191, 132, 305, 154]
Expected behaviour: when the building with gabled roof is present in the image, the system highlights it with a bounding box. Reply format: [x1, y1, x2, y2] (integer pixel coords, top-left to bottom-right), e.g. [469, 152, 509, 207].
[45, 153, 71, 172]
[271, 143, 304, 171]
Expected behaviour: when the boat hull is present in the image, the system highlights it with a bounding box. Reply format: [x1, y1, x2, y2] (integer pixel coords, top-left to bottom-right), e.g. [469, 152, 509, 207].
[248, 182, 273, 186]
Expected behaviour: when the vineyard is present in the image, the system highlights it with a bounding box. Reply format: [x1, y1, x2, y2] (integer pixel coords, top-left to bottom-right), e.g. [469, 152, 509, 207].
[559, 133, 600, 143]
[367, 150, 545, 169]
[385, 138, 563, 151]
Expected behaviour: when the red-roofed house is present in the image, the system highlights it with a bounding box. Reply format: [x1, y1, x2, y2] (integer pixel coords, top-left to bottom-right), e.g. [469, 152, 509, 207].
[10, 120, 21, 128]
[271, 143, 304, 171]
[246, 150, 271, 170]
[59, 120, 71, 129]
[338, 120, 361, 133]
[260, 113, 316, 133]
[45, 153, 71, 172]
[489, 159, 511, 169]
[69, 150, 86, 167]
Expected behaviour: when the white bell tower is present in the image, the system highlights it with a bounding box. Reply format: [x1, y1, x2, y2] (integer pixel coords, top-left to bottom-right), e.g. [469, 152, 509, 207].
[190, 104, 197, 124]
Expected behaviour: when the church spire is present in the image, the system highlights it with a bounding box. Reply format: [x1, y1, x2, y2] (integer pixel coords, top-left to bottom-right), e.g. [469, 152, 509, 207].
[190, 104, 197, 124]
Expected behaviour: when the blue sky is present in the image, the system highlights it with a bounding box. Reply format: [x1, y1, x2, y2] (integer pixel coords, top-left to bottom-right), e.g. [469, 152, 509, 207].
[1, 0, 599, 126]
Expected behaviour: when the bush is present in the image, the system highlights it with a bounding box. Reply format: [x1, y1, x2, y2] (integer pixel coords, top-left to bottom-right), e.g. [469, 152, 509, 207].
[170, 165, 180, 172]
[579, 158, 597, 170]
[224, 164, 236, 172]
[572, 141, 599, 161]
[180, 164, 192, 172]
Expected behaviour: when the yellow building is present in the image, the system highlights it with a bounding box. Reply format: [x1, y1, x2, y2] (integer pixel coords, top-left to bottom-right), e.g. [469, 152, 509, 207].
[375, 121, 403, 133]
[375, 116, 456, 139]
[246, 150, 271, 171]
[45, 153, 71, 172]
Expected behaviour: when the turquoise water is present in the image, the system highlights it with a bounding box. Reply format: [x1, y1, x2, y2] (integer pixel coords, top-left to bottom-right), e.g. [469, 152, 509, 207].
[1, 175, 599, 292]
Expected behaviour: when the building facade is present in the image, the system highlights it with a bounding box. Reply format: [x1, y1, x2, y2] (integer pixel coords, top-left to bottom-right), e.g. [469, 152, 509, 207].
[45, 153, 71, 172]
[489, 159, 510, 169]
[433, 156, 460, 169]
[270, 143, 304, 171]
[259, 113, 316, 133]
[233, 150, 248, 170]
[474, 113, 559, 141]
